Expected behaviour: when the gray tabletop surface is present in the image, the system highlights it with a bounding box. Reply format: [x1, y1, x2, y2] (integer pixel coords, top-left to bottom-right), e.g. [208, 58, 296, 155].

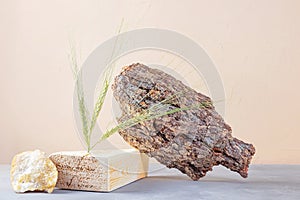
[1, 164, 299, 200]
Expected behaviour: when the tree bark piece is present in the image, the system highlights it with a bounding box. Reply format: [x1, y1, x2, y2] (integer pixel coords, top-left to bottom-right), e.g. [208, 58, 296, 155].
[112, 63, 255, 181]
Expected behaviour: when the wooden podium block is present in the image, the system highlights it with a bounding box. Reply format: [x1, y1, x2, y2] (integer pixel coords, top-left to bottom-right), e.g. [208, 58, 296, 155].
[49, 149, 149, 192]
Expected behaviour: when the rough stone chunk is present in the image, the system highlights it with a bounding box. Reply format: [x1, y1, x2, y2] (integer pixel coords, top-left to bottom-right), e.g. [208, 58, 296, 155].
[10, 149, 58, 193]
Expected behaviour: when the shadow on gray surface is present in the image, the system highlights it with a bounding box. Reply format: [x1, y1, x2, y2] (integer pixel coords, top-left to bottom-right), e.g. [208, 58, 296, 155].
[1, 165, 300, 200]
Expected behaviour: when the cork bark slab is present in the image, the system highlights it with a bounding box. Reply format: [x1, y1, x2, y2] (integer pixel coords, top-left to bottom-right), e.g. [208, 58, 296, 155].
[112, 63, 255, 180]
[49, 149, 149, 192]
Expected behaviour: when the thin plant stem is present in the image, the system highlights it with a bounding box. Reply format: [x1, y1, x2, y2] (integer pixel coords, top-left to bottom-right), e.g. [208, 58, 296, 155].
[69, 19, 125, 152]
[90, 97, 212, 150]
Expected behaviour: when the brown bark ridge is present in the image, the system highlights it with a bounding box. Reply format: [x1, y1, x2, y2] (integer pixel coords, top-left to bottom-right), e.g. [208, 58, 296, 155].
[112, 63, 255, 180]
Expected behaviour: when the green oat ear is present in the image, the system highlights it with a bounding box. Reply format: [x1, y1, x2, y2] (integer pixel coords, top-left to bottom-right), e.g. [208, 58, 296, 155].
[70, 42, 212, 152]
[69, 43, 91, 151]
[91, 90, 212, 149]
[69, 19, 125, 152]
[69, 43, 116, 152]
[69, 18, 213, 152]
[69, 42, 213, 152]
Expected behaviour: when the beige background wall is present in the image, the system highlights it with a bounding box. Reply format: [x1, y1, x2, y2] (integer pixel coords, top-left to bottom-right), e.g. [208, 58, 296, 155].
[1, 0, 299, 164]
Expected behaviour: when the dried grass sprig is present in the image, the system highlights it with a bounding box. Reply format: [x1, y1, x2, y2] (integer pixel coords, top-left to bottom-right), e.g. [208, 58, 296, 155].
[69, 44, 91, 150]
[69, 19, 213, 152]
[90, 91, 212, 149]
[69, 20, 125, 152]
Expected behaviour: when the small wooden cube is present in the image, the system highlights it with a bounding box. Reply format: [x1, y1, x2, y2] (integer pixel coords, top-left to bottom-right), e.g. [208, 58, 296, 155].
[49, 149, 149, 192]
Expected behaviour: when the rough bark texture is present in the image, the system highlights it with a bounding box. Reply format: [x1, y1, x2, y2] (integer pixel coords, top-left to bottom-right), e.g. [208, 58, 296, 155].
[112, 63, 255, 180]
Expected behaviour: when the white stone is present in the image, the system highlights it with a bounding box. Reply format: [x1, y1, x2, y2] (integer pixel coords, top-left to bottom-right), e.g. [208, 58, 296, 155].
[10, 150, 58, 193]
